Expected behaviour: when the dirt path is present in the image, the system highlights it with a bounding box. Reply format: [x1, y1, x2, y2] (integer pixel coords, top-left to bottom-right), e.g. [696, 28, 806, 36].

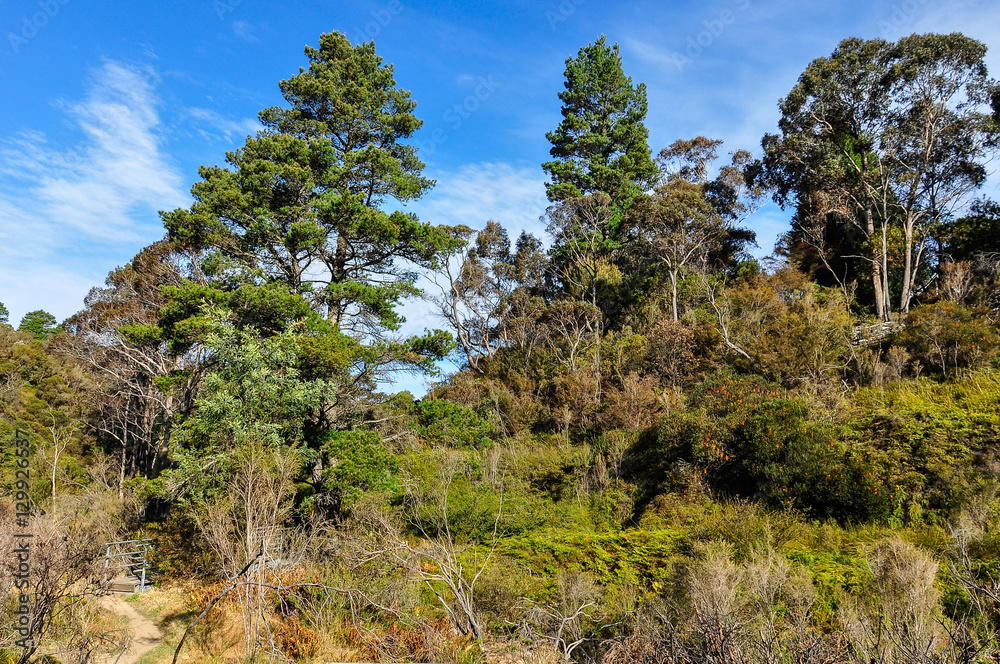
[98, 594, 164, 664]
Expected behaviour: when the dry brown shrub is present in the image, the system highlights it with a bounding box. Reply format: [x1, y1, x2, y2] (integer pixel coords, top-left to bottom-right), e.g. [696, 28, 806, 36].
[522, 569, 605, 661]
[647, 318, 698, 388]
[940, 260, 976, 303]
[275, 613, 319, 659]
[548, 368, 601, 434]
[350, 615, 480, 663]
[483, 638, 561, 664]
[598, 373, 662, 432]
[0, 492, 133, 663]
[841, 537, 948, 664]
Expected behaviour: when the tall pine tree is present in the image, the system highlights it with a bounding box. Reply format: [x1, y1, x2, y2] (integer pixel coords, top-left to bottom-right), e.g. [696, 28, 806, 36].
[542, 36, 657, 214]
[163, 31, 460, 339]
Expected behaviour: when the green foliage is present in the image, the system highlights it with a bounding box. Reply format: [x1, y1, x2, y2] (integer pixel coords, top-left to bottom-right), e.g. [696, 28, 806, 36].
[942, 198, 1000, 261]
[628, 179, 726, 321]
[900, 302, 1000, 377]
[14, 30, 1000, 660]
[715, 269, 852, 385]
[413, 398, 497, 449]
[181, 322, 331, 451]
[401, 450, 509, 540]
[847, 371, 1000, 514]
[634, 372, 889, 522]
[761, 33, 1000, 318]
[503, 528, 680, 592]
[0, 323, 95, 501]
[785, 545, 871, 625]
[321, 429, 398, 511]
[165, 321, 333, 504]
[543, 36, 657, 212]
[17, 310, 61, 339]
[159, 281, 318, 349]
[162, 31, 461, 339]
[295, 331, 366, 379]
[0, 301, 8, 327]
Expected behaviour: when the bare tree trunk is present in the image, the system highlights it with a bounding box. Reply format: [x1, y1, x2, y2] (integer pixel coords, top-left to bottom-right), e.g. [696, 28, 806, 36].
[864, 207, 889, 322]
[881, 219, 891, 321]
[900, 212, 916, 313]
[670, 269, 680, 322]
[118, 445, 127, 500]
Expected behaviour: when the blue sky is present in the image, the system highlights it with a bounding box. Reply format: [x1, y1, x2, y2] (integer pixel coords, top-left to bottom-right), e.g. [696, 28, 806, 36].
[2, 0, 999, 390]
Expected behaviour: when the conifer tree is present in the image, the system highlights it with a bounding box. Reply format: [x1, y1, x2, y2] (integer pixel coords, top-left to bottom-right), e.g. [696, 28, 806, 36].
[543, 36, 657, 214]
[163, 31, 459, 339]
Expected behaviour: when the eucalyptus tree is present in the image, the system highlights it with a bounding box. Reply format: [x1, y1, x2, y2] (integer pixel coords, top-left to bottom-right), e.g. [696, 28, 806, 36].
[433, 222, 548, 373]
[62, 240, 208, 482]
[632, 180, 726, 322]
[638, 137, 765, 321]
[760, 33, 999, 319]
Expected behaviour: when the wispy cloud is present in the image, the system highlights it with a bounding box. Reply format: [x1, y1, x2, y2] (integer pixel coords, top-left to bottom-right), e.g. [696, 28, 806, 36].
[0, 60, 187, 323]
[626, 38, 688, 72]
[409, 161, 550, 242]
[186, 107, 262, 144]
[232, 20, 260, 43]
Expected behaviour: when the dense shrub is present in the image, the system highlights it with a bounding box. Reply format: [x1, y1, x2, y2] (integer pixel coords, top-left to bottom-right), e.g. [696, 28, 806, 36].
[900, 302, 1000, 377]
[321, 429, 399, 514]
[631, 373, 890, 522]
[846, 371, 1000, 515]
[413, 398, 498, 448]
[715, 270, 852, 386]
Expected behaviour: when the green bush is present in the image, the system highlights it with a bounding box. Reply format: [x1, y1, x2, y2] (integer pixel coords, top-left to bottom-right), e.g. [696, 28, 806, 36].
[900, 302, 1000, 377]
[321, 429, 399, 512]
[503, 528, 681, 592]
[633, 373, 890, 522]
[413, 398, 498, 448]
[846, 371, 1000, 515]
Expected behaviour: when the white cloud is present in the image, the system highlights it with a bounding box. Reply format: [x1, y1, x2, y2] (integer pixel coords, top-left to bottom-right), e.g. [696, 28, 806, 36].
[232, 20, 260, 43]
[625, 38, 691, 73]
[186, 107, 262, 144]
[0, 61, 188, 324]
[408, 161, 550, 242]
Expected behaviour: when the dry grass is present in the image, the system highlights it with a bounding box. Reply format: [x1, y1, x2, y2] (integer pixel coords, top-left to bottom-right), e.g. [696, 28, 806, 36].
[122, 579, 377, 663]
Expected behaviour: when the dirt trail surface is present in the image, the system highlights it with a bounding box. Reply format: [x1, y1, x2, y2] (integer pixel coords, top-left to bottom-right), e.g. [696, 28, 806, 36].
[97, 594, 164, 664]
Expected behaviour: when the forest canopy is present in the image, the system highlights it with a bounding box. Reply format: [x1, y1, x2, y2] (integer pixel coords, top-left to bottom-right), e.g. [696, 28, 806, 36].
[3, 30, 1000, 664]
